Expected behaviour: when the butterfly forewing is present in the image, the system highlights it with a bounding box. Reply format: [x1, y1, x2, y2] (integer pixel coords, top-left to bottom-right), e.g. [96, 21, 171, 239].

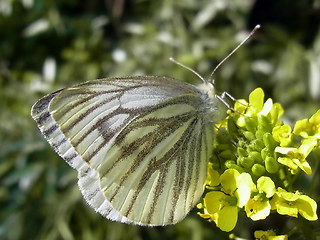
[31, 76, 215, 226]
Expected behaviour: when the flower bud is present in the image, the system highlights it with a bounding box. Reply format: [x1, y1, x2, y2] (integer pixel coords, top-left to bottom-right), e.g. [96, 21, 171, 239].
[263, 132, 277, 149]
[243, 131, 255, 141]
[237, 147, 247, 157]
[237, 156, 254, 169]
[265, 156, 279, 173]
[245, 117, 257, 133]
[252, 163, 266, 176]
[257, 115, 272, 132]
[249, 151, 263, 164]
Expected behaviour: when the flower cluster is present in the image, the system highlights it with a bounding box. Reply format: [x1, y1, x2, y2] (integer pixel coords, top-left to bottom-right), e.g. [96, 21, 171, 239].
[198, 88, 319, 236]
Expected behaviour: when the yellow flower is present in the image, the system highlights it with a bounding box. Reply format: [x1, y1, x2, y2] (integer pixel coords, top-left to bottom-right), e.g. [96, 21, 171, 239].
[232, 88, 264, 127]
[293, 109, 320, 140]
[270, 187, 318, 221]
[245, 177, 275, 220]
[272, 124, 293, 147]
[248, 88, 283, 121]
[231, 88, 284, 136]
[254, 230, 288, 240]
[220, 169, 255, 207]
[275, 138, 317, 174]
[199, 191, 238, 232]
[203, 87, 320, 233]
[199, 169, 255, 231]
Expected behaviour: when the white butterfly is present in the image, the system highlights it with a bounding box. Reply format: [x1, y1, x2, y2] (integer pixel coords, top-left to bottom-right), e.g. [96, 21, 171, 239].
[31, 25, 260, 226]
[31, 76, 218, 226]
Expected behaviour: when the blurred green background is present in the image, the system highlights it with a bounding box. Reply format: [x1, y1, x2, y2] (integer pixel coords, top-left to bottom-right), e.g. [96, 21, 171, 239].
[1, 0, 320, 239]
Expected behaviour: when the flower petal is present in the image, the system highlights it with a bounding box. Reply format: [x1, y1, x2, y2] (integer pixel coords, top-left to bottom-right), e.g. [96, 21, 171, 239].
[259, 98, 273, 116]
[292, 158, 312, 175]
[296, 195, 318, 221]
[277, 157, 298, 170]
[249, 88, 264, 112]
[235, 173, 255, 207]
[257, 176, 276, 198]
[309, 109, 320, 126]
[206, 163, 220, 187]
[204, 191, 226, 214]
[270, 188, 299, 217]
[246, 197, 271, 220]
[215, 206, 238, 232]
[220, 169, 239, 195]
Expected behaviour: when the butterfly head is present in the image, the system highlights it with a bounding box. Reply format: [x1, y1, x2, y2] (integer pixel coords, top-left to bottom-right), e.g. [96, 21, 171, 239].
[197, 81, 215, 99]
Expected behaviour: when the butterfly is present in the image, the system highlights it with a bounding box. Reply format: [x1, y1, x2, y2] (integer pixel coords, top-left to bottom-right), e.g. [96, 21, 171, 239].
[31, 25, 260, 226]
[31, 76, 218, 226]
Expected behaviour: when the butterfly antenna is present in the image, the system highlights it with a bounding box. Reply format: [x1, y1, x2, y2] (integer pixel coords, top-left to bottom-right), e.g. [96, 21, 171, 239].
[208, 24, 261, 83]
[169, 57, 207, 84]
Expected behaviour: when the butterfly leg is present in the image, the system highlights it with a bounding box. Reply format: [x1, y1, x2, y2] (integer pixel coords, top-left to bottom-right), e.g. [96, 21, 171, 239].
[215, 91, 236, 110]
[216, 92, 249, 114]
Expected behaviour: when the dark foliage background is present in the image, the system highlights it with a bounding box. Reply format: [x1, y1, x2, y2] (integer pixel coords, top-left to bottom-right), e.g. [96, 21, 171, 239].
[1, 0, 319, 239]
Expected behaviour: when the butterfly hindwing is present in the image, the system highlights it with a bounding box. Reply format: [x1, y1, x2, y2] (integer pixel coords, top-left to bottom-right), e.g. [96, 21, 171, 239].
[77, 164, 133, 223]
[31, 76, 214, 225]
